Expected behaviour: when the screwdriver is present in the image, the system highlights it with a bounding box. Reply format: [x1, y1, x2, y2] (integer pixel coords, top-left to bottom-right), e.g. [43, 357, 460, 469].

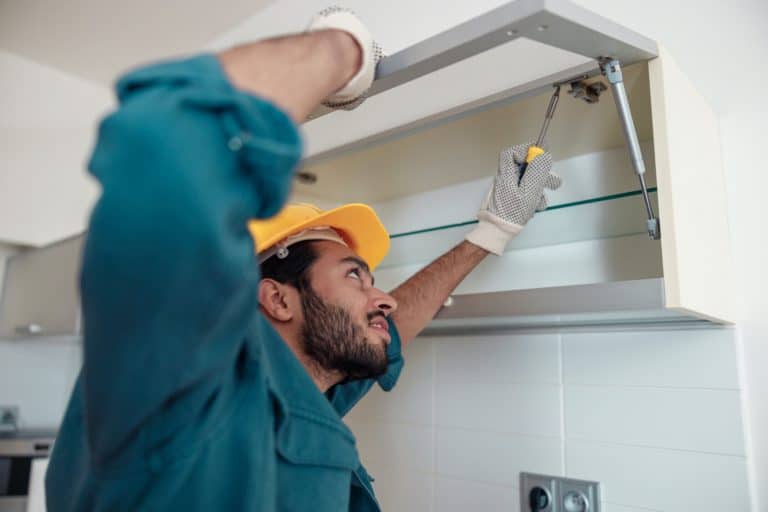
[518, 85, 561, 184]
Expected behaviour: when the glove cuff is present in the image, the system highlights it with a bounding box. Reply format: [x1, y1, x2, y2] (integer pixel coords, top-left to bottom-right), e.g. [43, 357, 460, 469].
[465, 210, 523, 256]
[307, 8, 376, 105]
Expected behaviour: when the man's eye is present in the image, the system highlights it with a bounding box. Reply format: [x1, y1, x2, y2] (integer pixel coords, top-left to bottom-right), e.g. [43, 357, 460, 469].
[347, 268, 361, 280]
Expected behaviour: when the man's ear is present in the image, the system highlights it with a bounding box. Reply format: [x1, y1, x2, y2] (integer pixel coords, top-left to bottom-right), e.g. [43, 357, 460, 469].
[258, 278, 297, 322]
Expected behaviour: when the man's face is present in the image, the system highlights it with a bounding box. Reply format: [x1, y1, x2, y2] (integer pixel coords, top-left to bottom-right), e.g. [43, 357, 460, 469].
[300, 241, 397, 380]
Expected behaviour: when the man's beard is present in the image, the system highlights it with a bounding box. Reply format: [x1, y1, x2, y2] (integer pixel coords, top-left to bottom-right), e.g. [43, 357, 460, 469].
[300, 285, 388, 381]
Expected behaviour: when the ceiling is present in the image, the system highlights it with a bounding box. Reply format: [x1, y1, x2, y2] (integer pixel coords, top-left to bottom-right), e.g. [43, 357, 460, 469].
[0, 0, 274, 84]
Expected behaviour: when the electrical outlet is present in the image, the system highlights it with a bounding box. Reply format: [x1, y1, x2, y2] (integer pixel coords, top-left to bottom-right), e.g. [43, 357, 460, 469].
[557, 475, 600, 512]
[520, 473, 557, 512]
[520, 473, 601, 512]
[0, 405, 20, 432]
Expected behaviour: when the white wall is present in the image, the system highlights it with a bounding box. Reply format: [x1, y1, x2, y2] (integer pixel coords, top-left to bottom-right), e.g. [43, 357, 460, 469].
[563, 5, 768, 508]
[0, 338, 81, 430]
[347, 326, 749, 512]
[0, 51, 112, 247]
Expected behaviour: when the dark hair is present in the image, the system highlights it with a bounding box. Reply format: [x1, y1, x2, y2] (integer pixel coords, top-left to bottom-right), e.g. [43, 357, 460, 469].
[259, 240, 319, 291]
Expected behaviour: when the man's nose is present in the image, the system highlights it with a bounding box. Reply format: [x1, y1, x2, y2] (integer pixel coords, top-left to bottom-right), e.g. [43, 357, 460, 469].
[371, 288, 398, 315]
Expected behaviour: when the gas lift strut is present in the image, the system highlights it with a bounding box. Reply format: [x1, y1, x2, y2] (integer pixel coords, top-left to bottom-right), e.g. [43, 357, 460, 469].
[599, 58, 661, 240]
[528, 58, 660, 241]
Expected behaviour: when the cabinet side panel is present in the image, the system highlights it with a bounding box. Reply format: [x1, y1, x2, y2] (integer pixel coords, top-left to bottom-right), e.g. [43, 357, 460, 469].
[649, 46, 734, 323]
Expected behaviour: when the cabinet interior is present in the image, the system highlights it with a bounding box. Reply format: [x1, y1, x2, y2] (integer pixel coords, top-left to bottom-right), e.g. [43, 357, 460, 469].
[294, 61, 663, 297]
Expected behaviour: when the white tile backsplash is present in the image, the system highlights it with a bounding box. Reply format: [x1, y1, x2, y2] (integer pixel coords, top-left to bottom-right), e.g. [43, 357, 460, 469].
[370, 468, 433, 512]
[4, 322, 746, 510]
[563, 328, 739, 388]
[435, 333, 562, 436]
[345, 338, 434, 426]
[347, 420, 434, 474]
[600, 503, 663, 512]
[0, 338, 81, 429]
[435, 476, 519, 512]
[347, 326, 751, 511]
[565, 385, 746, 455]
[567, 439, 750, 512]
[436, 381, 563, 436]
[434, 334, 561, 385]
[436, 427, 562, 485]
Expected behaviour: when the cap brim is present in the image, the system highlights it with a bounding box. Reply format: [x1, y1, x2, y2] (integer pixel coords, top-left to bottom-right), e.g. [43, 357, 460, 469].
[257, 203, 390, 271]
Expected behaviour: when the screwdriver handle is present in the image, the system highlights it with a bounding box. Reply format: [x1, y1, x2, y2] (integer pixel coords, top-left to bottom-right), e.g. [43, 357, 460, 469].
[526, 145, 545, 164]
[517, 145, 545, 184]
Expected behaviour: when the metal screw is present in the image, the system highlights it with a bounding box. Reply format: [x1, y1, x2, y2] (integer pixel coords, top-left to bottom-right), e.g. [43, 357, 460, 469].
[295, 171, 318, 184]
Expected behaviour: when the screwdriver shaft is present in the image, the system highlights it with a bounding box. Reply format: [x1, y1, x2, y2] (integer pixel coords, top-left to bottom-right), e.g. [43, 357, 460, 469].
[535, 86, 560, 147]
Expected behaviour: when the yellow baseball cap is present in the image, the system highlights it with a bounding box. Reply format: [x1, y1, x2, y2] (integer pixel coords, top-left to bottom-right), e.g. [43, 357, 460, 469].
[248, 203, 390, 270]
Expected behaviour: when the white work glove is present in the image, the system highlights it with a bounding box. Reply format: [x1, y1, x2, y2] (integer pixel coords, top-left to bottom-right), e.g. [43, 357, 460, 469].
[466, 143, 562, 255]
[307, 6, 384, 110]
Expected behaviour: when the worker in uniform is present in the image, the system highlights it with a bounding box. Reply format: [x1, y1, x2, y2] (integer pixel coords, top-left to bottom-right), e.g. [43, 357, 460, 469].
[46, 8, 560, 511]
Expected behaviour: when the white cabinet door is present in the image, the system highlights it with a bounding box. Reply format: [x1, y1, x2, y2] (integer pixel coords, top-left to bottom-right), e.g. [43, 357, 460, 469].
[301, 0, 656, 160]
[649, 46, 733, 323]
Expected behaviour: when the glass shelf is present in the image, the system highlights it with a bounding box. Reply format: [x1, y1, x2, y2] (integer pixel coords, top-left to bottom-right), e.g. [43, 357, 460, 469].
[380, 188, 659, 269]
[390, 187, 657, 239]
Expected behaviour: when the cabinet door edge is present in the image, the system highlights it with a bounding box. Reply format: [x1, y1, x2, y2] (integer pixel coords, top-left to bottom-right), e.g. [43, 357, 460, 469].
[649, 45, 735, 324]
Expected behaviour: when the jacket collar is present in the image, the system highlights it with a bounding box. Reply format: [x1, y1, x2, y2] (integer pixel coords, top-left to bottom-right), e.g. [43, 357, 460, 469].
[252, 316, 350, 426]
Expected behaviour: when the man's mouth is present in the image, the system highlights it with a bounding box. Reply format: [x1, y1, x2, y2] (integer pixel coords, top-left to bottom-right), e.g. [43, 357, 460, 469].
[368, 317, 391, 343]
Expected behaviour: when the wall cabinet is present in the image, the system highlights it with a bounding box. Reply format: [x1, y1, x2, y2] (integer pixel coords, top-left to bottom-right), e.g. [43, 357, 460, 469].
[0, 236, 82, 339]
[295, 0, 733, 329]
[1, 0, 733, 337]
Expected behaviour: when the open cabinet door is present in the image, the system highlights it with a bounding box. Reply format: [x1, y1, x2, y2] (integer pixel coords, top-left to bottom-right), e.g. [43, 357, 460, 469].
[649, 45, 734, 323]
[302, 0, 657, 161]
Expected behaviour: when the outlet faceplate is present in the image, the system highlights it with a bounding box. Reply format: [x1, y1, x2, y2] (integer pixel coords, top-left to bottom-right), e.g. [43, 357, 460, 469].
[520, 472, 601, 512]
[0, 406, 20, 433]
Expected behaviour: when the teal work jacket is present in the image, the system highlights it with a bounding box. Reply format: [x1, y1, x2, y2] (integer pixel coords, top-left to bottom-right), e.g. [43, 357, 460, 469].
[45, 55, 404, 511]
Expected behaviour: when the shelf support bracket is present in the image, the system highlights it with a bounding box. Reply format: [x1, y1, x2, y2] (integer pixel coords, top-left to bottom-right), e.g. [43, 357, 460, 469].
[599, 58, 661, 240]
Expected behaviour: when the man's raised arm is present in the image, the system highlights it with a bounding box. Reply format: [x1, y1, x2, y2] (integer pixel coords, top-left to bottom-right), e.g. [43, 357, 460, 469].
[390, 143, 562, 345]
[78, 27, 365, 465]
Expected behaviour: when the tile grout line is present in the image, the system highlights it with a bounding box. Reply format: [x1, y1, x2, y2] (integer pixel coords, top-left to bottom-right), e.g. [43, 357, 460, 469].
[350, 417, 563, 439]
[733, 329, 759, 511]
[431, 472, 522, 490]
[563, 383, 740, 392]
[559, 331, 568, 476]
[601, 500, 663, 512]
[431, 339, 437, 511]
[564, 436, 749, 458]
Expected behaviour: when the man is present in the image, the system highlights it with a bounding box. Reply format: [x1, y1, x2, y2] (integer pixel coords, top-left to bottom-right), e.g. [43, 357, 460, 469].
[46, 8, 560, 511]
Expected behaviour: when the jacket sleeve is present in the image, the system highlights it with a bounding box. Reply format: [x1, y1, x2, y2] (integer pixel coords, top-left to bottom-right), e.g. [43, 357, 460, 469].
[79, 55, 302, 465]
